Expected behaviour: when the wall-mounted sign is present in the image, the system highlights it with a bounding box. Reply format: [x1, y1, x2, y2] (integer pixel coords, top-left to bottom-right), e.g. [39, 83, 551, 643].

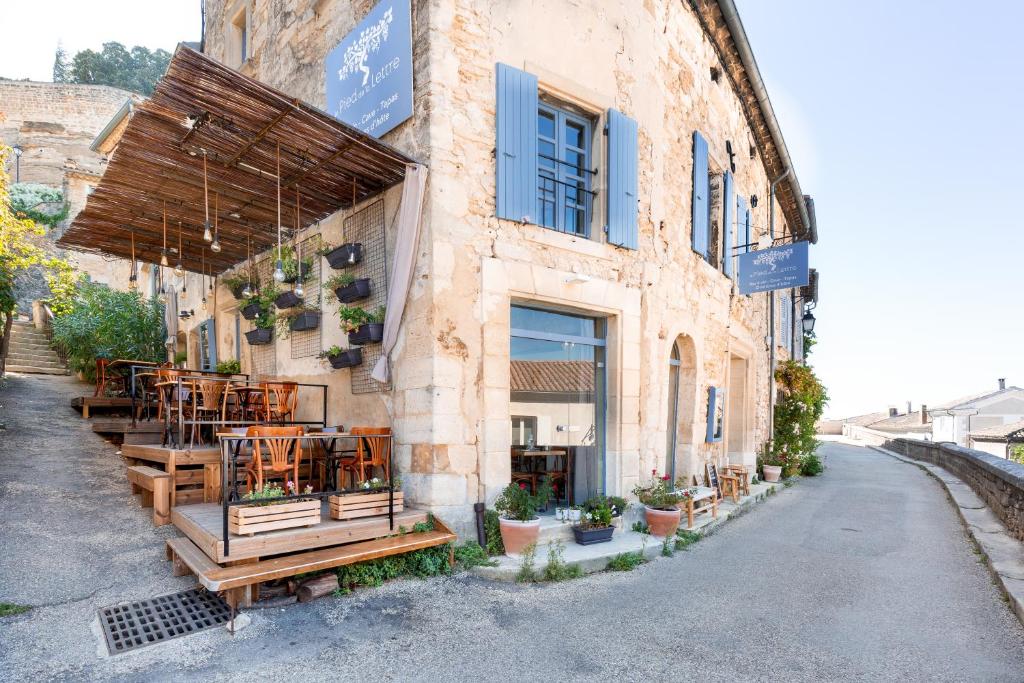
[737, 241, 810, 295]
[325, 0, 413, 138]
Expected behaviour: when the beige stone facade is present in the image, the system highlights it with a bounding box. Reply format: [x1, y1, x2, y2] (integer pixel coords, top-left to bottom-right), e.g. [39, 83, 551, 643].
[169, 0, 812, 536]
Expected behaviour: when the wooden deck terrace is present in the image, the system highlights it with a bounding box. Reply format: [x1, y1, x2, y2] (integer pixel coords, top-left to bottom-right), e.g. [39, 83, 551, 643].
[71, 396, 135, 418]
[121, 444, 222, 506]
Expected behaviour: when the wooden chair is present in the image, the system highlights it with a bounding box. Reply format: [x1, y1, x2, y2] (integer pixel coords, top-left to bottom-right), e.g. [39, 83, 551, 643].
[245, 425, 305, 493]
[307, 426, 350, 491]
[259, 381, 299, 424]
[94, 358, 126, 397]
[189, 379, 227, 447]
[342, 427, 392, 485]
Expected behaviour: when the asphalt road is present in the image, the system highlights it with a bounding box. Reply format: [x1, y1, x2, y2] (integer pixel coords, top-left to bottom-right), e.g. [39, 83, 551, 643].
[2, 373, 1024, 681]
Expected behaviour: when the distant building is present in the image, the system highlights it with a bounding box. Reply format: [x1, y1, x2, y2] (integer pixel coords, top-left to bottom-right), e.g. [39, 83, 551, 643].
[929, 380, 1024, 447]
[968, 419, 1024, 459]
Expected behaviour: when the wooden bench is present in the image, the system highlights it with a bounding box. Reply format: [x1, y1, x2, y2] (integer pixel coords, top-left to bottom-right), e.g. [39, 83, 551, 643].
[127, 465, 171, 526]
[166, 517, 457, 609]
[683, 486, 718, 529]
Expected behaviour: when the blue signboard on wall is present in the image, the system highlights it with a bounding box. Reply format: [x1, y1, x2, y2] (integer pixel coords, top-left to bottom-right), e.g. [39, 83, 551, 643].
[325, 0, 413, 138]
[737, 241, 810, 295]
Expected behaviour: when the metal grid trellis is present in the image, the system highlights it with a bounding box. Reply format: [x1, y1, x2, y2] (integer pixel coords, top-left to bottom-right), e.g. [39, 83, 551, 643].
[291, 234, 322, 359]
[344, 200, 390, 394]
[248, 256, 276, 378]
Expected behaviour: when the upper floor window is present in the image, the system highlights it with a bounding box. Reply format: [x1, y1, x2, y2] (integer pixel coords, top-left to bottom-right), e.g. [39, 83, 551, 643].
[537, 104, 594, 237]
[227, 1, 250, 68]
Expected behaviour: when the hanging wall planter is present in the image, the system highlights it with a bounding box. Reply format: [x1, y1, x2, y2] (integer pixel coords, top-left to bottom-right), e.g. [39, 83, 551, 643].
[241, 302, 263, 320]
[284, 261, 312, 284]
[335, 278, 371, 304]
[274, 290, 303, 309]
[245, 328, 274, 345]
[326, 347, 363, 369]
[325, 243, 363, 269]
[348, 322, 384, 346]
[289, 311, 321, 332]
[230, 283, 248, 300]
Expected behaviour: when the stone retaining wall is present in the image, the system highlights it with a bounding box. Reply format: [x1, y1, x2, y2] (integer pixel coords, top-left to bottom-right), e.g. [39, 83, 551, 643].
[885, 438, 1024, 541]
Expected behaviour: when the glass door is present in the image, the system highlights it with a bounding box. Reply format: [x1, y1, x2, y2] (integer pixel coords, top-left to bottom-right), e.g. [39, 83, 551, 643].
[510, 306, 605, 506]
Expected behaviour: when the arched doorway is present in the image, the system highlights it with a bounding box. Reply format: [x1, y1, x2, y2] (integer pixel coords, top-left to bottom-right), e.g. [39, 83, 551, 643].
[666, 336, 697, 482]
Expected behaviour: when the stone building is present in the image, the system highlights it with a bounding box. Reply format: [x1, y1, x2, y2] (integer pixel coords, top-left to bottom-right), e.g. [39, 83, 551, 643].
[74, 0, 818, 537]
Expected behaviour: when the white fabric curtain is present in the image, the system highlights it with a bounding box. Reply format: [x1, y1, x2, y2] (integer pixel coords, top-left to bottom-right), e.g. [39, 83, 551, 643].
[372, 163, 428, 383]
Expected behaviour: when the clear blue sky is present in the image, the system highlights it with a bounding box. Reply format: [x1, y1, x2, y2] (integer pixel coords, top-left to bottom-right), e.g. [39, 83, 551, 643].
[737, 0, 1024, 417]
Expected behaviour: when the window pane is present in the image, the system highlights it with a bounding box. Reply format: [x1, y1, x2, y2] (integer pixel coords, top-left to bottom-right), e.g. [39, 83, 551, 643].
[566, 122, 584, 149]
[512, 306, 597, 339]
[539, 141, 556, 166]
[538, 111, 555, 139]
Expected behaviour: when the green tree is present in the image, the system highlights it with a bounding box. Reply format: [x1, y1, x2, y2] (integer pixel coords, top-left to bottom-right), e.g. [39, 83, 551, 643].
[66, 42, 171, 95]
[771, 360, 829, 476]
[52, 43, 70, 83]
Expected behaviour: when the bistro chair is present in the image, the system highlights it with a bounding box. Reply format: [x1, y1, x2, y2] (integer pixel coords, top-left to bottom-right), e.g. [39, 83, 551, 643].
[306, 426, 350, 491]
[259, 381, 299, 424]
[220, 426, 255, 500]
[342, 426, 392, 486]
[245, 425, 305, 493]
[188, 378, 227, 448]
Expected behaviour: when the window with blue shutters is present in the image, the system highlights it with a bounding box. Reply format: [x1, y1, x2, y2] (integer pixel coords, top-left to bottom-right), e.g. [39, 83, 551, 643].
[606, 108, 638, 249]
[692, 131, 710, 259]
[722, 170, 735, 278]
[537, 103, 594, 237]
[496, 63, 539, 223]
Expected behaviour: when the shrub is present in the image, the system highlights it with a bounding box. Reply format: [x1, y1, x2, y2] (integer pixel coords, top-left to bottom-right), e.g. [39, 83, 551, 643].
[800, 452, 824, 476]
[335, 543, 453, 592]
[768, 360, 829, 476]
[607, 551, 645, 571]
[542, 541, 582, 582]
[494, 480, 551, 521]
[216, 358, 241, 374]
[483, 509, 504, 556]
[49, 279, 165, 380]
[454, 541, 497, 569]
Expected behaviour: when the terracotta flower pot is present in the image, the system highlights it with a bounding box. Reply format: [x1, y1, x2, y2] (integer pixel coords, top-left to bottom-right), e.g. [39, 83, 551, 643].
[645, 506, 682, 538]
[498, 517, 541, 555]
[762, 465, 782, 482]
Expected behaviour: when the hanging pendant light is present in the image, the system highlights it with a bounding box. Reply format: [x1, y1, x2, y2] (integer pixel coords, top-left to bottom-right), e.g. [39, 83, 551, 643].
[202, 151, 213, 243]
[174, 221, 185, 278]
[241, 228, 254, 299]
[272, 142, 286, 283]
[210, 192, 221, 252]
[293, 187, 304, 298]
[160, 201, 169, 267]
[127, 228, 138, 291]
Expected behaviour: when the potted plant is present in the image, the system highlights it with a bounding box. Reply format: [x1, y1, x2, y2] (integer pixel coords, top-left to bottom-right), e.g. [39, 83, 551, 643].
[320, 242, 363, 269]
[582, 494, 628, 519]
[319, 345, 363, 369]
[223, 271, 256, 300]
[329, 476, 404, 520]
[494, 479, 551, 555]
[348, 305, 385, 345]
[229, 482, 321, 536]
[758, 442, 784, 482]
[632, 470, 684, 538]
[325, 272, 371, 304]
[173, 350, 188, 368]
[280, 245, 313, 284]
[274, 289, 303, 309]
[288, 306, 321, 332]
[572, 500, 615, 545]
[216, 358, 241, 375]
[240, 293, 264, 320]
[245, 307, 276, 345]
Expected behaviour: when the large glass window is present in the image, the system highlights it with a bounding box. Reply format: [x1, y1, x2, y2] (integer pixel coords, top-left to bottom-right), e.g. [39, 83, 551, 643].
[537, 104, 593, 237]
[510, 305, 606, 507]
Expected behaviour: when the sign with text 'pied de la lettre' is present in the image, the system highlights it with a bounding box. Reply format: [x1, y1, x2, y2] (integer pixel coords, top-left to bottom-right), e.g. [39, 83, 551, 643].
[737, 241, 810, 295]
[325, 0, 413, 138]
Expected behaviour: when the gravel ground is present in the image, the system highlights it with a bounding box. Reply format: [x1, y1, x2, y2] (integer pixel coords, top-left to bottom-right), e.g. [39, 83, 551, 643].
[2, 374, 1024, 681]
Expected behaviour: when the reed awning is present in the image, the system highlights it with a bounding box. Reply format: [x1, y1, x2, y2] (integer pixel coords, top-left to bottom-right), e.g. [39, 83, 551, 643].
[58, 44, 416, 274]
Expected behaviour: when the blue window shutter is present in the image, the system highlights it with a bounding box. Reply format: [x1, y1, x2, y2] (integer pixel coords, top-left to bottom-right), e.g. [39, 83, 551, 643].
[722, 171, 735, 278]
[736, 195, 748, 254]
[205, 318, 217, 369]
[495, 63, 538, 222]
[692, 132, 709, 258]
[606, 109, 639, 249]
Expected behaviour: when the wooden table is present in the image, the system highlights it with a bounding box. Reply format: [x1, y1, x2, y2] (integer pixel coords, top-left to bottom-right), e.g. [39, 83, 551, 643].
[723, 464, 751, 497]
[512, 448, 572, 504]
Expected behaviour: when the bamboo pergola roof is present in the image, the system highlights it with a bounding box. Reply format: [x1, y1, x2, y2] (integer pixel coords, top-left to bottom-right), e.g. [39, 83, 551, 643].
[58, 44, 416, 273]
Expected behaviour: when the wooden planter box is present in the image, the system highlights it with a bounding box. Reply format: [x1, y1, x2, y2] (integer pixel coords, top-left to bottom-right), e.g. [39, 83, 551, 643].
[325, 243, 363, 269]
[228, 498, 321, 536]
[326, 348, 363, 369]
[241, 302, 262, 320]
[275, 290, 303, 309]
[328, 490, 403, 520]
[289, 311, 321, 332]
[348, 322, 384, 346]
[245, 328, 273, 345]
[334, 278, 371, 304]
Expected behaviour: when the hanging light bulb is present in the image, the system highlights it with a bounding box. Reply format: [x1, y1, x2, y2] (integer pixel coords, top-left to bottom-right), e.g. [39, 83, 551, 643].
[241, 282, 253, 299]
[161, 202, 170, 266]
[210, 192, 221, 252]
[272, 142, 286, 282]
[128, 228, 138, 291]
[294, 280, 304, 298]
[202, 151, 213, 242]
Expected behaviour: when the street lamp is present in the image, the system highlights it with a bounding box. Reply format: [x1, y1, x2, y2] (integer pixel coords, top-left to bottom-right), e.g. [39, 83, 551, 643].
[801, 310, 816, 334]
[12, 145, 22, 183]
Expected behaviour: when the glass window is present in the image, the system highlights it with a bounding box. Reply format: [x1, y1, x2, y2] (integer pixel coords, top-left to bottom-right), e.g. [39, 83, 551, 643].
[536, 103, 592, 237]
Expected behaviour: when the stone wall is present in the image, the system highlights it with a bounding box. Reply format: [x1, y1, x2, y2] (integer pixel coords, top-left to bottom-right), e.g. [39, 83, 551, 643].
[885, 438, 1024, 541]
[199, 0, 800, 535]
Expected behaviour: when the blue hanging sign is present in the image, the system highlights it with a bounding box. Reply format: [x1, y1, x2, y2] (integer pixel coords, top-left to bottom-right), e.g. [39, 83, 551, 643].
[325, 0, 413, 138]
[737, 241, 810, 295]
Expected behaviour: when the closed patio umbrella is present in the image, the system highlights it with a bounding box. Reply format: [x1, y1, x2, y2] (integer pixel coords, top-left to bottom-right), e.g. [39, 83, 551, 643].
[164, 288, 178, 357]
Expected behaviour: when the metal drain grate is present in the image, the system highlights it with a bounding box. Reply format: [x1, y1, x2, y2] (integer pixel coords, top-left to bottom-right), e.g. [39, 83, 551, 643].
[98, 589, 232, 655]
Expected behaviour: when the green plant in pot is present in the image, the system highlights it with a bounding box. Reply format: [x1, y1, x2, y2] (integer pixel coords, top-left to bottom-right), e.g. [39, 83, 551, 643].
[245, 304, 277, 346]
[757, 441, 786, 482]
[324, 272, 371, 304]
[318, 344, 363, 369]
[572, 500, 615, 545]
[494, 479, 552, 556]
[632, 470, 685, 538]
[276, 302, 321, 339]
[216, 358, 241, 374]
[280, 245, 313, 283]
[223, 270, 257, 300]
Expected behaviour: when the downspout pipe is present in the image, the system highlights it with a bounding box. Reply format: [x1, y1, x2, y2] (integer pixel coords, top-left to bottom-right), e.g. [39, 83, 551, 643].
[766, 170, 789, 442]
[716, 0, 814, 244]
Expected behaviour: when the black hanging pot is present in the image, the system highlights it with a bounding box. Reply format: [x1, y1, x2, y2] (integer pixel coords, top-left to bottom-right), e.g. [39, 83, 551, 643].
[230, 283, 248, 300]
[284, 262, 311, 284]
[348, 322, 383, 346]
[245, 328, 273, 345]
[335, 278, 371, 304]
[274, 290, 303, 309]
[327, 347, 363, 369]
[240, 302, 263, 320]
[325, 243, 363, 269]
[289, 311, 321, 332]
[572, 526, 615, 546]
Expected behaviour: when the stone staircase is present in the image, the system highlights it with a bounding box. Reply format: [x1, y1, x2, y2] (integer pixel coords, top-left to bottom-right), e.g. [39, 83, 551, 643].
[5, 320, 68, 375]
